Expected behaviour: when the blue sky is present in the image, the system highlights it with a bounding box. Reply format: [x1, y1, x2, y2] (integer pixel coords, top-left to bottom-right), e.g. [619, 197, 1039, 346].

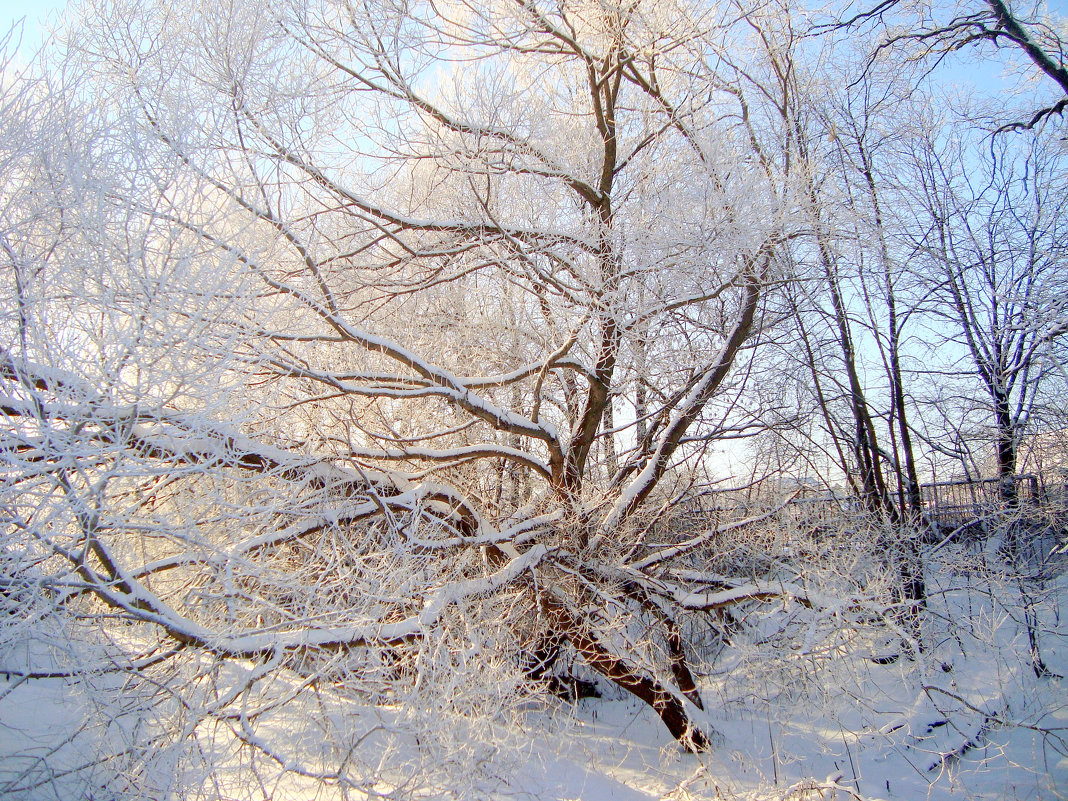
[1, 0, 1065, 96]
[1, 0, 70, 55]
[3, 0, 1067, 50]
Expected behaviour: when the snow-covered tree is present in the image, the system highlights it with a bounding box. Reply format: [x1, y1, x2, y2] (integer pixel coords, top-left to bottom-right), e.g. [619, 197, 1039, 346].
[1, 2, 810, 787]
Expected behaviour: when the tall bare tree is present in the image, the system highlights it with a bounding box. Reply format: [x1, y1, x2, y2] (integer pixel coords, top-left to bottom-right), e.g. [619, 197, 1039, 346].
[905, 130, 1068, 508]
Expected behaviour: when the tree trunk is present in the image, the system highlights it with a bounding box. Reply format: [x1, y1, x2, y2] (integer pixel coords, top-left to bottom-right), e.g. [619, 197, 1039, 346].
[541, 592, 713, 752]
[994, 390, 1018, 509]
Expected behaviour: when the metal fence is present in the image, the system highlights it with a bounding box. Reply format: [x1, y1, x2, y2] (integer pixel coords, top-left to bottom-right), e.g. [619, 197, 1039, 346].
[920, 474, 1065, 528]
[674, 473, 1068, 533]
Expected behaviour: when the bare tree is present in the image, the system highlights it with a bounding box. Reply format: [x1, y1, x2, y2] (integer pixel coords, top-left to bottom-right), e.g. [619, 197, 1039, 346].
[712, 6, 935, 636]
[905, 130, 1068, 509]
[826, 0, 1068, 131]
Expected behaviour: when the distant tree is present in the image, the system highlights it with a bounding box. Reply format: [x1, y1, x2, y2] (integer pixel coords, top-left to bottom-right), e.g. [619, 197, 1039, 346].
[904, 131, 1068, 508]
[771, 52, 932, 628]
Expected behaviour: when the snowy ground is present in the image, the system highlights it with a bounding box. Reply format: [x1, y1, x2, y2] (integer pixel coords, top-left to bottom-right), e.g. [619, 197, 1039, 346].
[509, 544, 1068, 801]
[2, 547, 1066, 800]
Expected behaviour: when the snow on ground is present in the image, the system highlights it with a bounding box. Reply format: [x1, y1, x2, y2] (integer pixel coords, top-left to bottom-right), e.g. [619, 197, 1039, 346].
[532, 556, 1068, 801]
[1, 549, 1065, 800]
